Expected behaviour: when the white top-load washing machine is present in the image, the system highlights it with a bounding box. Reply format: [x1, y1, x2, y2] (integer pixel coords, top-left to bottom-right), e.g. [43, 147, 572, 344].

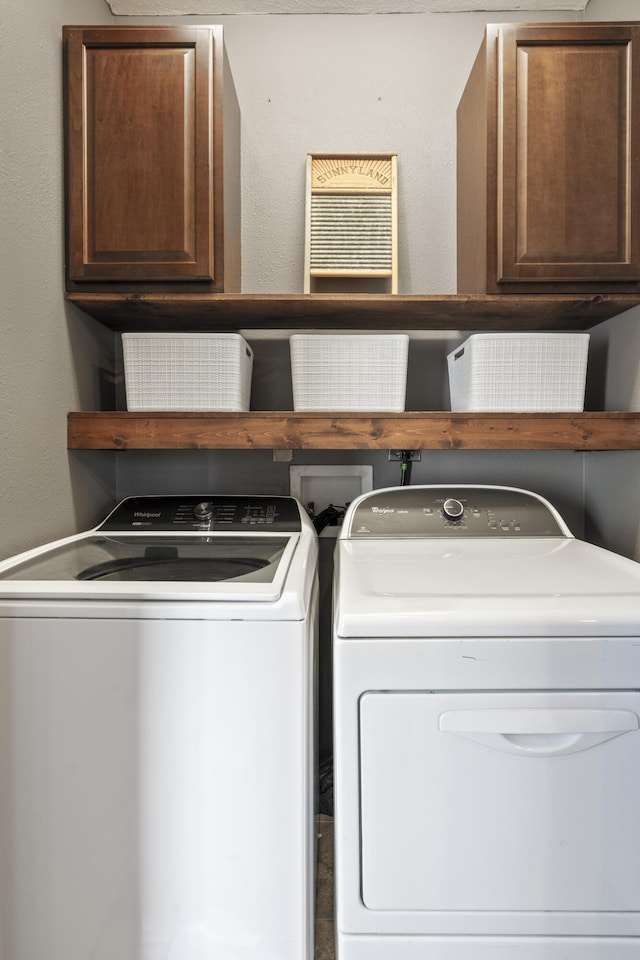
[333, 484, 640, 960]
[0, 494, 318, 960]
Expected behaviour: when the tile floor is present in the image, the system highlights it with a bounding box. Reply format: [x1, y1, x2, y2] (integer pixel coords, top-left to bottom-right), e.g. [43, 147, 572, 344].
[315, 814, 335, 959]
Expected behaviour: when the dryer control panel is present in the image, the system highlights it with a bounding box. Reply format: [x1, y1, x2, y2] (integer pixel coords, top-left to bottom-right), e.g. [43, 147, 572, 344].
[343, 486, 569, 538]
[99, 496, 303, 532]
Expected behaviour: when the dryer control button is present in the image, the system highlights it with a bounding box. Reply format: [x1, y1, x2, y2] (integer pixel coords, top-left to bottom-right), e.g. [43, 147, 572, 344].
[442, 498, 464, 521]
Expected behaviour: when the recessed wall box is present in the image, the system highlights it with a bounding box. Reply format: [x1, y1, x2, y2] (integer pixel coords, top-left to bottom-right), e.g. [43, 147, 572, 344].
[290, 465, 374, 526]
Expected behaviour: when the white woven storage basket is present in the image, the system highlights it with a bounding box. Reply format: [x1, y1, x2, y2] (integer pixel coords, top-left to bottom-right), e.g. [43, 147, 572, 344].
[122, 333, 253, 411]
[290, 334, 409, 411]
[447, 333, 589, 412]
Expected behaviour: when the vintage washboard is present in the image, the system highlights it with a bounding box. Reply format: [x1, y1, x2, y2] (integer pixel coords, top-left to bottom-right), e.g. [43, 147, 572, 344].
[304, 153, 398, 294]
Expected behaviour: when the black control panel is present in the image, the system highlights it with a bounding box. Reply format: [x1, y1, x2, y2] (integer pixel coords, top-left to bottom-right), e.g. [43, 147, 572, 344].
[98, 496, 302, 532]
[346, 487, 567, 538]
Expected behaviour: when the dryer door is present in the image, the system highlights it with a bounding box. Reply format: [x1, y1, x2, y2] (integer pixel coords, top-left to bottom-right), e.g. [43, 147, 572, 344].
[359, 690, 640, 914]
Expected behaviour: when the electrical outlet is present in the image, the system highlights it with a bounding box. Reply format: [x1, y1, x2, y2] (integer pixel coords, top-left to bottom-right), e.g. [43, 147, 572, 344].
[388, 450, 422, 461]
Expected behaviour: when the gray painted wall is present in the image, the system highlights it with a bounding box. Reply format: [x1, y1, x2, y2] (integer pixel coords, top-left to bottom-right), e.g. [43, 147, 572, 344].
[3, 1, 640, 563]
[1, 0, 116, 560]
[582, 0, 640, 557]
[114, 6, 594, 548]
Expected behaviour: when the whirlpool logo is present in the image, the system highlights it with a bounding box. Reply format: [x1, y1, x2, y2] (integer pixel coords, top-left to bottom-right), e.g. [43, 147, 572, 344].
[133, 511, 162, 519]
[371, 506, 394, 514]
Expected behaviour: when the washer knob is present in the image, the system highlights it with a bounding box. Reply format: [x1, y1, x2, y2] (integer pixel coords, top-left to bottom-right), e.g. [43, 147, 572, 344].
[443, 498, 464, 521]
[194, 501, 214, 522]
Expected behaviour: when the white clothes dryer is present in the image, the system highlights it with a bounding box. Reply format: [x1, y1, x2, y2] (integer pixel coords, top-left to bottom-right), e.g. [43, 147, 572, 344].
[0, 495, 318, 960]
[333, 484, 640, 960]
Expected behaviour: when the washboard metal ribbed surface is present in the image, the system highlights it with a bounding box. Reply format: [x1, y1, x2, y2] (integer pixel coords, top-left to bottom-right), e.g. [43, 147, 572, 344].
[304, 153, 398, 293]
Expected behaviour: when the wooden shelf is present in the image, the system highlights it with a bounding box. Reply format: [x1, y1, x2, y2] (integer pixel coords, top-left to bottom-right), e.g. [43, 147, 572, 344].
[65, 292, 640, 332]
[68, 411, 640, 451]
[66, 294, 640, 453]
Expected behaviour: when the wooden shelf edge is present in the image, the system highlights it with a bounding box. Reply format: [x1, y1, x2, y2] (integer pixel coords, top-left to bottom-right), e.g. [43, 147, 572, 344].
[68, 411, 640, 452]
[65, 292, 640, 332]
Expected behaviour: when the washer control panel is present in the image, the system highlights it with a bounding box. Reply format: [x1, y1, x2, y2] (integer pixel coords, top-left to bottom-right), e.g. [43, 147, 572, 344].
[345, 486, 568, 538]
[99, 496, 302, 532]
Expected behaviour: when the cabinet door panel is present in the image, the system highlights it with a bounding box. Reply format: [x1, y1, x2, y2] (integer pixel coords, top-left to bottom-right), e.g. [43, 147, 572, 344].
[499, 25, 640, 284]
[88, 47, 197, 265]
[66, 28, 214, 283]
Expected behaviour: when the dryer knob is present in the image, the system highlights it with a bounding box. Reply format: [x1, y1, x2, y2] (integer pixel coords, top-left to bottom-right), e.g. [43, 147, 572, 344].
[194, 501, 214, 521]
[442, 498, 464, 521]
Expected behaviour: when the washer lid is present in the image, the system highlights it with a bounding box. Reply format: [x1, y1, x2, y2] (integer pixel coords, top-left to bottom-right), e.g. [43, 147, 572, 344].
[0, 495, 318, 608]
[0, 532, 301, 603]
[335, 537, 640, 637]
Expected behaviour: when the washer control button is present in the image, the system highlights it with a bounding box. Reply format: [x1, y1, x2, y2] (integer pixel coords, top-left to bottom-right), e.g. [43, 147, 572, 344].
[442, 498, 464, 521]
[194, 501, 214, 522]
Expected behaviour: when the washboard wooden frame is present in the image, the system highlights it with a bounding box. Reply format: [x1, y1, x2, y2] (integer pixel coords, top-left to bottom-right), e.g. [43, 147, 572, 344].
[304, 152, 398, 294]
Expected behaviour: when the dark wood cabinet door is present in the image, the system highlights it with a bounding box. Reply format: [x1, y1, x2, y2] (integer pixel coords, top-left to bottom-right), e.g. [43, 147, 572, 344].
[458, 22, 640, 294]
[64, 26, 240, 291]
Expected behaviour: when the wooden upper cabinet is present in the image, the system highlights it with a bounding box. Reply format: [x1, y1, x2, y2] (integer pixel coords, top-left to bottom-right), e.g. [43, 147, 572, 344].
[457, 22, 640, 294]
[63, 26, 241, 292]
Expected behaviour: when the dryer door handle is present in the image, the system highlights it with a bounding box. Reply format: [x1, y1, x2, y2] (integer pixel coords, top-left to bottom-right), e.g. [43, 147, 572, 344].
[439, 708, 639, 757]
